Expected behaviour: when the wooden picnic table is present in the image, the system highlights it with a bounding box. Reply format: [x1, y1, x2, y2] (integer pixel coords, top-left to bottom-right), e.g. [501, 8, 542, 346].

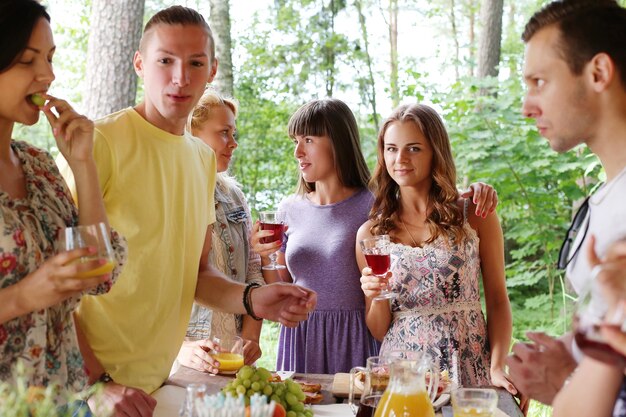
[166, 366, 524, 417]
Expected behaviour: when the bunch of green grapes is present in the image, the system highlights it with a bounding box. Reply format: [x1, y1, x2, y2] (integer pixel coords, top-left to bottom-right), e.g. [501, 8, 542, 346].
[221, 366, 314, 417]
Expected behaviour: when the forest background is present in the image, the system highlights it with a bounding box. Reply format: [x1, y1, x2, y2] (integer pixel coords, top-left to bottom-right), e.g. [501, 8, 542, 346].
[18, 1, 626, 415]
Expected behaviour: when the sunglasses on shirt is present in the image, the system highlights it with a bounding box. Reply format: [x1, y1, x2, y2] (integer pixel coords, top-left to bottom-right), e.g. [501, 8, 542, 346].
[557, 196, 591, 270]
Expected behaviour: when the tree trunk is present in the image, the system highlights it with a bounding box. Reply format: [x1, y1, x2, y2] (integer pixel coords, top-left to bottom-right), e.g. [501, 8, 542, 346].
[209, 0, 234, 97]
[448, 0, 460, 82]
[389, 0, 399, 107]
[354, 0, 379, 131]
[476, 0, 503, 78]
[467, 0, 476, 77]
[84, 0, 144, 119]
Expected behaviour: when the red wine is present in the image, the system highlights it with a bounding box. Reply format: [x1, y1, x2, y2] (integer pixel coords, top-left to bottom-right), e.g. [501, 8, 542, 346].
[260, 223, 284, 244]
[365, 254, 390, 276]
[356, 395, 380, 417]
[574, 324, 626, 365]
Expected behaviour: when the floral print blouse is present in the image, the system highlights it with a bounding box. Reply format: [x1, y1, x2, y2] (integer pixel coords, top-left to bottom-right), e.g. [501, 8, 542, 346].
[0, 140, 127, 397]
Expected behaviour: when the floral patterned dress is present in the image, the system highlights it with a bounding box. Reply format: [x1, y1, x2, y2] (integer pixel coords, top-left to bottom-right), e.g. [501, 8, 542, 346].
[380, 219, 491, 387]
[0, 140, 127, 397]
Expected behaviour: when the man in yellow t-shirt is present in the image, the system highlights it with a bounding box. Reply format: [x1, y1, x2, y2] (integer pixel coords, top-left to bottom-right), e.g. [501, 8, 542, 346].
[58, 6, 316, 416]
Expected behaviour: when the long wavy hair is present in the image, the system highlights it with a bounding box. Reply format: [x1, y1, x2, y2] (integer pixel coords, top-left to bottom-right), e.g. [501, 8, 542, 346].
[287, 98, 370, 195]
[369, 103, 466, 244]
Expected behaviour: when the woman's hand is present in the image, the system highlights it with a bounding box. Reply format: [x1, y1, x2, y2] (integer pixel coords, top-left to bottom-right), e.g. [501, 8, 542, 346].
[15, 247, 110, 315]
[177, 338, 220, 374]
[251, 220, 284, 259]
[460, 182, 498, 218]
[490, 368, 518, 395]
[41, 94, 94, 164]
[360, 267, 391, 300]
[243, 339, 262, 365]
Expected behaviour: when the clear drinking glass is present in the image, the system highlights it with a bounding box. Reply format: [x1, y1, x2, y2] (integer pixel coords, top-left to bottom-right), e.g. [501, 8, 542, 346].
[60, 222, 116, 278]
[259, 211, 286, 271]
[210, 335, 245, 375]
[360, 235, 397, 300]
[349, 356, 391, 417]
[179, 383, 207, 417]
[451, 388, 498, 417]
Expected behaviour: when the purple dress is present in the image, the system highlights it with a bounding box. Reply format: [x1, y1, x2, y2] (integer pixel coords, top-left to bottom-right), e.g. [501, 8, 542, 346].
[276, 189, 380, 374]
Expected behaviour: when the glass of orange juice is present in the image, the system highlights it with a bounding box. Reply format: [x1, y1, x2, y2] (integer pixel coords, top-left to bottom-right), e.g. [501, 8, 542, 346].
[211, 335, 245, 374]
[451, 388, 498, 417]
[60, 223, 116, 278]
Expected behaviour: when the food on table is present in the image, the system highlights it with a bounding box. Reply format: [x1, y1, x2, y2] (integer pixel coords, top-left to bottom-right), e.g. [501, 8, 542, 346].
[354, 369, 450, 398]
[221, 366, 314, 417]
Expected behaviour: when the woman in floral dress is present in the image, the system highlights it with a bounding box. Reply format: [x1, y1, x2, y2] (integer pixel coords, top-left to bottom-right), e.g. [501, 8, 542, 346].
[0, 0, 126, 403]
[357, 104, 516, 394]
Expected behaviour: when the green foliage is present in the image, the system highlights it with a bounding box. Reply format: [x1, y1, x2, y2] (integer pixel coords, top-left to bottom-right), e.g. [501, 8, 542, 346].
[0, 362, 101, 417]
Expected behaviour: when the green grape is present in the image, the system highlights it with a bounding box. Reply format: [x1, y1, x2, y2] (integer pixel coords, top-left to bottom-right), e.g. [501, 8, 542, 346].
[263, 385, 273, 396]
[295, 391, 305, 402]
[30, 94, 46, 107]
[236, 385, 246, 395]
[296, 413, 305, 417]
[251, 373, 261, 382]
[270, 394, 281, 405]
[303, 410, 313, 417]
[251, 382, 261, 391]
[287, 383, 302, 395]
[286, 411, 297, 417]
[239, 366, 255, 380]
[256, 367, 272, 381]
[285, 393, 298, 406]
[291, 403, 304, 412]
[243, 379, 252, 388]
[247, 389, 255, 397]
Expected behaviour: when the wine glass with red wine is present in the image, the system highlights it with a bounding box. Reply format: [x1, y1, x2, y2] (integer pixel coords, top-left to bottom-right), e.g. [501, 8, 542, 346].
[574, 267, 626, 365]
[259, 211, 286, 271]
[360, 235, 397, 300]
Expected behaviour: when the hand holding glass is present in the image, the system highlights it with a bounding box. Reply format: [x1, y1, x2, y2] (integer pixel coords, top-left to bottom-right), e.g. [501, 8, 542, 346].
[210, 335, 245, 374]
[259, 211, 286, 271]
[360, 235, 397, 300]
[60, 223, 115, 278]
[573, 265, 626, 365]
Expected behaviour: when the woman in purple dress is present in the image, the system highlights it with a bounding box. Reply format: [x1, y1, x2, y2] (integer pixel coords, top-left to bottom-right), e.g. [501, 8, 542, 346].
[252, 99, 498, 374]
[252, 99, 377, 374]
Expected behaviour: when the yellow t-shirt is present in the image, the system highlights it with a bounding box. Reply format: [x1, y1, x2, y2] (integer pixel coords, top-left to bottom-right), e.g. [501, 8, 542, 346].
[57, 108, 216, 393]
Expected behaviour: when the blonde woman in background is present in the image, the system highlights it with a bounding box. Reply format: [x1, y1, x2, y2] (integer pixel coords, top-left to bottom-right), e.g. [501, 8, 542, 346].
[175, 89, 266, 373]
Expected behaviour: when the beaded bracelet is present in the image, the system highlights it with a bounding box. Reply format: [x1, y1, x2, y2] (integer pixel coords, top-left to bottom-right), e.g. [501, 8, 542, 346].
[243, 282, 263, 321]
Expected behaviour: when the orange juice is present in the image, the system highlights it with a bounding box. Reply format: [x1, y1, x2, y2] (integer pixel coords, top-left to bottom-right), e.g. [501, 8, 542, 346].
[214, 352, 244, 372]
[71, 258, 116, 278]
[374, 390, 434, 417]
[452, 408, 494, 417]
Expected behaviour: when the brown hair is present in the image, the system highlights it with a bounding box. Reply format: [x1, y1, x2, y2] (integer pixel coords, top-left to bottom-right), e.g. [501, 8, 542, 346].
[369, 104, 465, 244]
[287, 98, 370, 195]
[0, 0, 50, 72]
[522, 0, 626, 87]
[139, 5, 215, 61]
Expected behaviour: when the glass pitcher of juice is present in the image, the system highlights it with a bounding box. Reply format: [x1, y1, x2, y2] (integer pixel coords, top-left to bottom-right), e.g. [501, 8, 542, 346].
[373, 353, 439, 417]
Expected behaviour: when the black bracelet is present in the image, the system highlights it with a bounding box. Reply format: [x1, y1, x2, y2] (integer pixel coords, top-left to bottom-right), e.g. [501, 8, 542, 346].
[243, 282, 263, 321]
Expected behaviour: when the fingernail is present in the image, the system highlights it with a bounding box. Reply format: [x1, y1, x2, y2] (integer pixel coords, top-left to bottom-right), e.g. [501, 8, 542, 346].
[53, 128, 58, 136]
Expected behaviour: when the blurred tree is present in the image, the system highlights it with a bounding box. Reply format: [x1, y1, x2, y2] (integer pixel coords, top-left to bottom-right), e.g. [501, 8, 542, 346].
[209, 0, 234, 97]
[477, 0, 503, 78]
[83, 0, 144, 118]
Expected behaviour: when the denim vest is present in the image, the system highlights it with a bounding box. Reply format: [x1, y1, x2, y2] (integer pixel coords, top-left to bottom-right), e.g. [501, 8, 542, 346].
[186, 178, 263, 339]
